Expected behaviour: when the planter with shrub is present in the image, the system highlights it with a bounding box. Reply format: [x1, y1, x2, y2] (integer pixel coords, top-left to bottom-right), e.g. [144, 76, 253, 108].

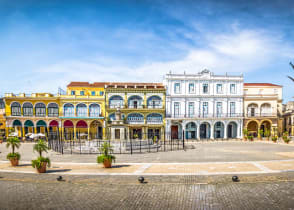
[31, 139, 50, 173]
[97, 142, 115, 168]
[6, 137, 21, 166]
[248, 135, 254, 141]
[271, 136, 278, 143]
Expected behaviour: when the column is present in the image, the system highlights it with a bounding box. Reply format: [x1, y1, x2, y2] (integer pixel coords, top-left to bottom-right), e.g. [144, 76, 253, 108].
[197, 124, 200, 140]
[224, 123, 227, 139]
[87, 126, 90, 140]
[210, 123, 214, 139]
[74, 126, 77, 140]
[34, 126, 37, 134]
[5, 127, 9, 138]
[22, 127, 25, 139]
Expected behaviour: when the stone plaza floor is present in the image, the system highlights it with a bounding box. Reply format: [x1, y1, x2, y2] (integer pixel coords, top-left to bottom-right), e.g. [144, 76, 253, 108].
[1, 172, 294, 209]
[1, 141, 294, 209]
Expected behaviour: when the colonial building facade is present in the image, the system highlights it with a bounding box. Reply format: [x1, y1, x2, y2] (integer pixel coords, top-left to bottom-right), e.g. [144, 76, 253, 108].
[164, 70, 244, 140]
[105, 83, 165, 140]
[282, 101, 294, 136]
[243, 83, 283, 137]
[0, 98, 5, 139]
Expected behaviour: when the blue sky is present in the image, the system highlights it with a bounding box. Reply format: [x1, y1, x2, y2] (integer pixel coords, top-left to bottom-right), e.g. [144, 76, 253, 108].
[0, 0, 294, 101]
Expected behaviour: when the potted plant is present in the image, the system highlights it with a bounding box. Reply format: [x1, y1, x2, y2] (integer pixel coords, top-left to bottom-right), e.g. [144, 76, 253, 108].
[6, 137, 21, 166]
[31, 139, 51, 173]
[97, 142, 115, 168]
[264, 129, 271, 141]
[282, 132, 291, 144]
[243, 129, 248, 141]
[133, 133, 138, 139]
[248, 135, 254, 141]
[258, 129, 264, 140]
[271, 136, 278, 143]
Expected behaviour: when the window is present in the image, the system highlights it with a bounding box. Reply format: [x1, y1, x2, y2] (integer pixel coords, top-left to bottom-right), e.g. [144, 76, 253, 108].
[11, 102, 21, 116]
[174, 102, 180, 117]
[188, 102, 194, 117]
[174, 83, 180, 94]
[189, 83, 195, 93]
[100, 91, 104, 96]
[76, 104, 87, 117]
[230, 84, 236, 94]
[202, 102, 208, 116]
[89, 104, 100, 117]
[216, 102, 222, 117]
[0, 100, 4, 109]
[23, 102, 33, 117]
[35, 103, 46, 117]
[203, 84, 208, 94]
[91, 91, 95, 96]
[71, 91, 75, 95]
[80, 91, 85, 96]
[230, 102, 236, 116]
[48, 103, 59, 117]
[216, 84, 223, 94]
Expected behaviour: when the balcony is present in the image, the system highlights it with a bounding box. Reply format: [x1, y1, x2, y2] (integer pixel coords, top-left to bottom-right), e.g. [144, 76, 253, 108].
[166, 113, 244, 118]
[246, 113, 277, 118]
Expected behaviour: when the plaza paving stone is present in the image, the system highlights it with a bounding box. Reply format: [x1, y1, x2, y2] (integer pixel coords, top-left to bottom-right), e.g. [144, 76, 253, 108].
[1, 172, 294, 209]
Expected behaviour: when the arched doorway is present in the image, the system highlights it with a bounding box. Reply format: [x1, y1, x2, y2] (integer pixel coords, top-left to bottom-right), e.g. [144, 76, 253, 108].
[200, 122, 211, 139]
[90, 120, 103, 139]
[260, 120, 271, 137]
[12, 120, 22, 137]
[49, 120, 59, 132]
[64, 120, 74, 140]
[227, 122, 238, 138]
[76, 120, 88, 139]
[186, 122, 197, 139]
[247, 121, 258, 137]
[24, 120, 34, 134]
[36, 120, 47, 134]
[214, 122, 224, 139]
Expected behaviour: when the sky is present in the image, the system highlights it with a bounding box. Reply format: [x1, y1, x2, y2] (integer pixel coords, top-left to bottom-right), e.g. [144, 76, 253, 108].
[0, 0, 294, 101]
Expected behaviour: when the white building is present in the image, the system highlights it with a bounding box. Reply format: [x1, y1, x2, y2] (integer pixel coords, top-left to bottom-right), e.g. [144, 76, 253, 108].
[164, 70, 243, 140]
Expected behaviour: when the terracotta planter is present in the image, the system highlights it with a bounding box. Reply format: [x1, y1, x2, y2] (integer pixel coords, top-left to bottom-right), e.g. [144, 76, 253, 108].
[10, 158, 19, 167]
[103, 159, 112, 168]
[37, 162, 47, 173]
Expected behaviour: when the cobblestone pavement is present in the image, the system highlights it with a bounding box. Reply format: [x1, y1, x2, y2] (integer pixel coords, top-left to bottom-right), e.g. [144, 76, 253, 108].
[1, 141, 294, 163]
[1, 172, 294, 209]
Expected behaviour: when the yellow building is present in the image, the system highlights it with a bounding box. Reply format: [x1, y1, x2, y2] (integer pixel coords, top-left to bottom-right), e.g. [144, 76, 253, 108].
[0, 98, 6, 139]
[4, 93, 60, 138]
[4, 82, 106, 140]
[243, 83, 283, 137]
[105, 82, 166, 140]
[282, 101, 294, 136]
[60, 82, 106, 140]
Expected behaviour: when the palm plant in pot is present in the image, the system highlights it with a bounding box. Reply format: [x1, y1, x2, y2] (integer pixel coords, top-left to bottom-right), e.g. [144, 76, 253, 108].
[282, 131, 291, 144]
[248, 135, 254, 141]
[264, 129, 271, 141]
[6, 137, 21, 166]
[258, 129, 264, 140]
[271, 136, 278, 143]
[31, 139, 51, 173]
[243, 129, 248, 141]
[97, 142, 115, 168]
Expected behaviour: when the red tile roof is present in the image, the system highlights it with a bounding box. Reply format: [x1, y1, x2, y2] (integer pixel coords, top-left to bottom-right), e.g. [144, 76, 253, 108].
[244, 83, 282, 87]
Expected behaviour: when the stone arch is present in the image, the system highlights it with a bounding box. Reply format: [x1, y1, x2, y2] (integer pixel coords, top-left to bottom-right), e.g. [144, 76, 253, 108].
[247, 120, 259, 137]
[214, 121, 225, 139]
[227, 121, 238, 138]
[200, 122, 211, 139]
[185, 122, 197, 139]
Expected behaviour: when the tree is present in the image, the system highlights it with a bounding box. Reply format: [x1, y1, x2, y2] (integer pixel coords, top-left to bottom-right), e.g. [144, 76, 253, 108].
[33, 139, 48, 157]
[6, 137, 21, 154]
[287, 62, 294, 82]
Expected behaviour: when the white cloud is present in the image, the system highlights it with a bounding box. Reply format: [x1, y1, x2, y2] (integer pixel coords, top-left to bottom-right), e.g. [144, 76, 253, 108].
[28, 28, 294, 93]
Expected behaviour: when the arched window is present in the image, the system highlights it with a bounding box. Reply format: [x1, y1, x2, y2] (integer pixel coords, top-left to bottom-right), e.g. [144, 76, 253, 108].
[23, 102, 33, 116]
[128, 96, 143, 109]
[64, 104, 74, 117]
[35, 103, 46, 117]
[48, 103, 59, 117]
[89, 104, 100, 117]
[11, 102, 21, 116]
[146, 113, 162, 124]
[76, 104, 87, 117]
[0, 99, 4, 109]
[147, 96, 162, 108]
[127, 113, 144, 124]
[109, 95, 124, 108]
